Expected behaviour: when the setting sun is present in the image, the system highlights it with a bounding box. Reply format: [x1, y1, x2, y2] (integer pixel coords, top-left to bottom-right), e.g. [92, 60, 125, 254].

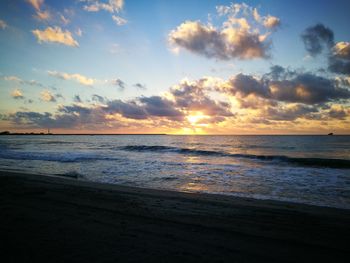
[186, 112, 209, 125]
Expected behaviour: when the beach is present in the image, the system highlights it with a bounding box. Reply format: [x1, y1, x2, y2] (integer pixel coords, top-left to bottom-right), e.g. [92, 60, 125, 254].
[1, 171, 349, 262]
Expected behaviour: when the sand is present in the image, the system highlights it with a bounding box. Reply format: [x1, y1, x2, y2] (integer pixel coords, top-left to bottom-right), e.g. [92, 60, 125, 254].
[0, 171, 349, 262]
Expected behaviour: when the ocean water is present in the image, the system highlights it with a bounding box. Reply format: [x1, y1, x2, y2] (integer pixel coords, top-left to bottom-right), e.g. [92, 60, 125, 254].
[0, 135, 349, 209]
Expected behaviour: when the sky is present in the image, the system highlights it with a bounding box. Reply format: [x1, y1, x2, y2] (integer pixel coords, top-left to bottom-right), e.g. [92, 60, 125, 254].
[0, 0, 350, 134]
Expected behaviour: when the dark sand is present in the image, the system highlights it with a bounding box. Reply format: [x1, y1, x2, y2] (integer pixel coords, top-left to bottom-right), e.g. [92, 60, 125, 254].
[0, 171, 349, 262]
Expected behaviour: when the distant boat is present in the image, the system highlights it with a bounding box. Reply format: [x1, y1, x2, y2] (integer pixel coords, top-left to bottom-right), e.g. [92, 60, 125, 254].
[328, 133, 334, 135]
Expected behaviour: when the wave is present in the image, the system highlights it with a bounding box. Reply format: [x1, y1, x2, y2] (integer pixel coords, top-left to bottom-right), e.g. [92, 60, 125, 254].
[120, 145, 350, 169]
[0, 151, 119, 163]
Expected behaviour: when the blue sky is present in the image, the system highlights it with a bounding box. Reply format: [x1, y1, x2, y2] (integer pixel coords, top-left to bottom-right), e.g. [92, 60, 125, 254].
[0, 0, 349, 134]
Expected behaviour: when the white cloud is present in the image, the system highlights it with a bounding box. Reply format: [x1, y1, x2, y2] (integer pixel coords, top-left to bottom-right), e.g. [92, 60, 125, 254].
[0, 19, 8, 29]
[48, 70, 95, 86]
[60, 14, 70, 25]
[83, 0, 124, 13]
[168, 21, 270, 60]
[112, 15, 127, 26]
[11, 89, 24, 99]
[76, 28, 83, 37]
[169, 3, 280, 60]
[32, 27, 79, 47]
[4, 76, 22, 82]
[263, 15, 280, 29]
[40, 90, 56, 102]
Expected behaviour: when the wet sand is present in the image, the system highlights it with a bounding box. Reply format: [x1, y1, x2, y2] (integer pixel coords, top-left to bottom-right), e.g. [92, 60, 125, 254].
[0, 171, 349, 262]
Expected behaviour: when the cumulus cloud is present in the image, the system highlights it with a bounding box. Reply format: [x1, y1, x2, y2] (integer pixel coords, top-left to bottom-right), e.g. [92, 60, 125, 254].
[40, 90, 56, 102]
[226, 67, 350, 105]
[139, 96, 184, 120]
[32, 27, 79, 47]
[328, 41, 350, 75]
[3, 65, 349, 131]
[169, 3, 279, 60]
[82, 0, 124, 13]
[170, 78, 233, 117]
[48, 71, 94, 86]
[301, 23, 334, 56]
[0, 19, 8, 29]
[263, 15, 280, 29]
[11, 89, 24, 99]
[112, 15, 127, 26]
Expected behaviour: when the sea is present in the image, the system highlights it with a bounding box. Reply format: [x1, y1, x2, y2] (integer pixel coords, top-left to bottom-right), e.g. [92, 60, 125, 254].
[0, 135, 349, 209]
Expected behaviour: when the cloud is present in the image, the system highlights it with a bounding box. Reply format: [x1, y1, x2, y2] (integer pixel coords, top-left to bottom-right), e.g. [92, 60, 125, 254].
[48, 71, 94, 86]
[225, 66, 350, 105]
[111, 78, 126, 90]
[133, 83, 146, 90]
[4, 75, 45, 88]
[26, 0, 51, 21]
[263, 15, 280, 29]
[73, 95, 82, 103]
[32, 27, 79, 47]
[139, 96, 184, 120]
[170, 78, 233, 118]
[0, 19, 8, 29]
[26, 0, 44, 11]
[35, 10, 50, 20]
[301, 23, 334, 56]
[60, 14, 70, 25]
[83, 0, 124, 13]
[327, 105, 349, 120]
[105, 100, 148, 119]
[11, 89, 24, 99]
[328, 41, 350, 75]
[40, 90, 56, 102]
[263, 104, 318, 121]
[169, 3, 279, 60]
[4, 76, 22, 82]
[3, 107, 109, 129]
[92, 94, 106, 103]
[76, 28, 83, 37]
[112, 15, 127, 26]
[4, 65, 349, 131]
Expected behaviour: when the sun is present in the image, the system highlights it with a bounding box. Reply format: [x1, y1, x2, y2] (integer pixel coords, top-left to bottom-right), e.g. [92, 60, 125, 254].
[186, 112, 209, 125]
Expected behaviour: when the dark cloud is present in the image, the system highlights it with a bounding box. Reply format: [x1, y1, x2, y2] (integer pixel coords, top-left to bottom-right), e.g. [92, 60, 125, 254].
[328, 107, 348, 120]
[105, 100, 148, 119]
[264, 104, 318, 121]
[111, 79, 126, 90]
[229, 74, 269, 97]
[301, 23, 334, 56]
[133, 83, 146, 90]
[73, 95, 82, 103]
[92, 94, 106, 103]
[139, 96, 184, 120]
[227, 66, 350, 104]
[328, 42, 350, 75]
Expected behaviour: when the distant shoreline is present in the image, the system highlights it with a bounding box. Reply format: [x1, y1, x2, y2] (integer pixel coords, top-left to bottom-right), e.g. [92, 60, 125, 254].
[1, 132, 349, 136]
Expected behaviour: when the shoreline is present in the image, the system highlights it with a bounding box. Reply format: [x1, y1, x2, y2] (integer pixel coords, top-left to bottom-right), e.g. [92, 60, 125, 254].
[4, 169, 350, 211]
[1, 170, 349, 262]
